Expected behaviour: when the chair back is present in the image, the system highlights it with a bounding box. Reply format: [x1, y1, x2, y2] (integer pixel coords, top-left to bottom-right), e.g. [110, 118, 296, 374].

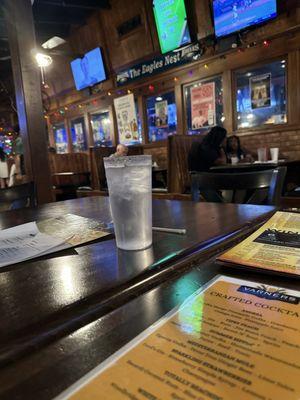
[191, 167, 286, 206]
[90, 145, 144, 190]
[0, 182, 36, 210]
[49, 153, 90, 187]
[167, 134, 204, 193]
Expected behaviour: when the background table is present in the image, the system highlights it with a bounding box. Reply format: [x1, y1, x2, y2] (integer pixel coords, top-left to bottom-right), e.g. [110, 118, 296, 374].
[0, 197, 275, 398]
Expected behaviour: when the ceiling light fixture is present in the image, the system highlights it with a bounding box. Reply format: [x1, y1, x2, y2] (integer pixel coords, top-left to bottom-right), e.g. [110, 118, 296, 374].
[42, 36, 66, 50]
[35, 53, 53, 68]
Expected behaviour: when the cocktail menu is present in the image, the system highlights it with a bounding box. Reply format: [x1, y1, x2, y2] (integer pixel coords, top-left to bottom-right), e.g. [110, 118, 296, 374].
[55, 276, 300, 400]
[218, 211, 300, 277]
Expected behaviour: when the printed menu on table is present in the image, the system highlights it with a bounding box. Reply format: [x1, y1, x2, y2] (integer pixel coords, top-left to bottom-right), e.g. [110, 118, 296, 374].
[218, 211, 300, 277]
[55, 275, 300, 400]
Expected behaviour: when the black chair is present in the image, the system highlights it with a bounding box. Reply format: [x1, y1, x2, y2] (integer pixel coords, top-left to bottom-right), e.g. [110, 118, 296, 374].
[0, 182, 36, 210]
[191, 167, 287, 206]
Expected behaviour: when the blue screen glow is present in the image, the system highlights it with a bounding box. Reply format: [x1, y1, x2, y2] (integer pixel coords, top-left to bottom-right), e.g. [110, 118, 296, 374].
[213, 0, 277, 38]
[71, 47, 106, 91]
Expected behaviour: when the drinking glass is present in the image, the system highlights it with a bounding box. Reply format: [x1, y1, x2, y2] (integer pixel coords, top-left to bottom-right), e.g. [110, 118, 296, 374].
[104, 155, 152, 250]
[270, 148, 279, 162]
[257, 148, 267, 162]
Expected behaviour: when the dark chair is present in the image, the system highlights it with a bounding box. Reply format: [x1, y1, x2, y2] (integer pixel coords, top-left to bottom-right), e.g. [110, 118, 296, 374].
[0, 182, 36, 210]
[191, 167, 287, 206]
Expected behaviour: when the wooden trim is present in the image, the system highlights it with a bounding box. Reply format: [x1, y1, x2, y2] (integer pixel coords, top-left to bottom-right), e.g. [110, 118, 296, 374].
[142, 141, 167, 149]
[222, 70, 233, 133]
[65, 118, 73, 153]
[85, 112, 94, 148]
[175, 84, 184, 134]
[288, 50, 300, 125]
[137, 94, 147, 144]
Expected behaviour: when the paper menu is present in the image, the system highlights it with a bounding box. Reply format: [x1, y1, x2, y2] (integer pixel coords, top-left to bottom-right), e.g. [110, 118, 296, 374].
[37, 214, 110, 246]
[0, 214, 110, 268]
[55, 276, 300, 400]
[0, 222, 66, 268]
[218, 211, 300, 276]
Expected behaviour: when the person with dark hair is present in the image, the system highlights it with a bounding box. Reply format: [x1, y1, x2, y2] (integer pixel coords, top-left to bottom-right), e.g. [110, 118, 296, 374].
[188, 126, 227, 172]
[0, 147, 9, 189]
[12, 124, 25, 178]
[226, 135, 253, 163]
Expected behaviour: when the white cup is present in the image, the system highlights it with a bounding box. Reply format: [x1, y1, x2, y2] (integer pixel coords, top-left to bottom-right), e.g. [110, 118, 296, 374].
[270, 148, 279, 162]
[231, 157, 239, 165]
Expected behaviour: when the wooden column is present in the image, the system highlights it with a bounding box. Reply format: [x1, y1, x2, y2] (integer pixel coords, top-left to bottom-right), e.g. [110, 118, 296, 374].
[3, 0, 52, 204]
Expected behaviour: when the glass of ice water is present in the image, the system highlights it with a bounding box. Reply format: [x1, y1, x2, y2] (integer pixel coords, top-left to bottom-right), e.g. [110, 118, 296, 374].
[104, 155, 152, 250]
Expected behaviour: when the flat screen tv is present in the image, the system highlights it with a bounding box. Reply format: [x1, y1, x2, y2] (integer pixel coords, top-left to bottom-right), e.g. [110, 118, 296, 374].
[213, 0, 277, 38]
[153, 0, 191, 54]
[71, 47, 106, 91]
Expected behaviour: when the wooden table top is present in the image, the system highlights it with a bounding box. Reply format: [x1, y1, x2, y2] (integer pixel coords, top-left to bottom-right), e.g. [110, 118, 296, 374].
[0, 197, 276, 398]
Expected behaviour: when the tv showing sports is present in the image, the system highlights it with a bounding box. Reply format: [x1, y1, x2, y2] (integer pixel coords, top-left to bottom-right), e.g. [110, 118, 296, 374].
[71, 47, 106, 91]
[153, 0, 191, 54]
[213, 0, 277, 38]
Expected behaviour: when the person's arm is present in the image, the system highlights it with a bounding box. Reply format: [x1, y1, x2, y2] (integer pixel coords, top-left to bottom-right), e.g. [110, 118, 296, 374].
[214, 147, 227, 165]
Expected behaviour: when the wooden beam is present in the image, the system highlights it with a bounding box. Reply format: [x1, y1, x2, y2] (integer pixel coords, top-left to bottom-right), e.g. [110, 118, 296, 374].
[3, 0, 52, 204]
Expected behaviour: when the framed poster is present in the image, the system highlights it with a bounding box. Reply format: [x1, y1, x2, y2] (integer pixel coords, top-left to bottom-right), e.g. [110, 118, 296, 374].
[155, 100, 168, 128]
[250, 73, 271, 109]
[191, 82, 216, 130]
[114, 94, 139, 144]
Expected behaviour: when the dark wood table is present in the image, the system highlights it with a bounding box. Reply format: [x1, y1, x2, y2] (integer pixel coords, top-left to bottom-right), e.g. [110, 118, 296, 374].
[0, 197, 276, 399]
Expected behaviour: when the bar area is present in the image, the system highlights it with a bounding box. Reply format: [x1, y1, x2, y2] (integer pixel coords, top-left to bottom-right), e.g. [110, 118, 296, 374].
[0, 0, 299, 399]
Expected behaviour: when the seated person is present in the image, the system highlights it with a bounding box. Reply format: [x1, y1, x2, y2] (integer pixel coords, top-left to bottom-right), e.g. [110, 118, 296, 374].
[188, 126, 227, 172]
[110, 144, 128, 158]
[226, 135, 253, 163]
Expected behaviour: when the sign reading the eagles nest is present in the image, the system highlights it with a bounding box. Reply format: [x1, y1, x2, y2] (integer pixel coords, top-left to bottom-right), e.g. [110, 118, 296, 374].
[218, 211, 300, 276]
[56, 276, 300, 400]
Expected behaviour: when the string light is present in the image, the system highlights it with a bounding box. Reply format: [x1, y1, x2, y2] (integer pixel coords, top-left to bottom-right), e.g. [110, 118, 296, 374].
[263, 40, 270, 47]
[64, 106, 68, 111]
[204, 64, 209, 69]
[174, 77, 178, 82]
[148, 85, 155, 92]
[107, 91, 112, 96]
[188, 70, 193, 76]
[127, 89, 132, 94]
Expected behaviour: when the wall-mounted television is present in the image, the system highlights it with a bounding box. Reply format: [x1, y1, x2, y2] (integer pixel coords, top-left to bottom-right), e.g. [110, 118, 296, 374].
[212, 0, 277, 38]
[71, 47, 106, 91]
[153, 0, 191, 54]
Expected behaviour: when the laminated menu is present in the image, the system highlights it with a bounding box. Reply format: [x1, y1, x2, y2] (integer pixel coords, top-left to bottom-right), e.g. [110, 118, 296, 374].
[218, 211, 300, 277]
[55, 276, 300, 400]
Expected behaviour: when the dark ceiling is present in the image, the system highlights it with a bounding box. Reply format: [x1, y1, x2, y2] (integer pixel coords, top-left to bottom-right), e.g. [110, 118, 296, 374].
[0, 0, 110, 112]
[0, 0, 110, 60]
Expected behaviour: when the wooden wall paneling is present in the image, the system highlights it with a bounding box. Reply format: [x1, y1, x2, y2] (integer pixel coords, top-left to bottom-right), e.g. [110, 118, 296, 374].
[143, 0, 160, 52]
[223, 70, 234, 133]
[137, 94, 147, 144]
[287, 50, 300, 125]
[47, 119, 55, 148]
[192, 0, 214, 39]
[4, 0, 52, 204]
[175, 84, 184, 135]
[99, 0, 157, 70]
